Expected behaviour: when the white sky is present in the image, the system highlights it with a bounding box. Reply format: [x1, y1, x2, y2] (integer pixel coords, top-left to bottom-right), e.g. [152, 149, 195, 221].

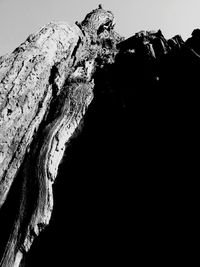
[0, 0, 200, 55]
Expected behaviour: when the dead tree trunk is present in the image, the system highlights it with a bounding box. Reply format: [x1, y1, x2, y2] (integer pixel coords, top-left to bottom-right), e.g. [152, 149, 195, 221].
[0, 7, 119, 267]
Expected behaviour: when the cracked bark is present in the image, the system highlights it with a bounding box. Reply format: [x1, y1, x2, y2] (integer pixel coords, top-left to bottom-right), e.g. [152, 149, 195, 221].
[1, 5, 198, 266]
[0, 7, 119, 267]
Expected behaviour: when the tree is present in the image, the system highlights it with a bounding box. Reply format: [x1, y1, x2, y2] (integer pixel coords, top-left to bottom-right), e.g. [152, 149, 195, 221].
[0, 7, 118, 267]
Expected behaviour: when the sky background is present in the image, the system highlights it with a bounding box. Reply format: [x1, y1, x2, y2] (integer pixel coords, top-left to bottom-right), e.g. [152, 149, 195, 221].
[1, 0, 200, 55]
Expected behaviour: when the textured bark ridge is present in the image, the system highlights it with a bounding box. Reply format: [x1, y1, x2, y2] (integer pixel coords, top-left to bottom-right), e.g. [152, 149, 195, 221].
[0, 7, 119, 267]
[1, 6, 200, 267]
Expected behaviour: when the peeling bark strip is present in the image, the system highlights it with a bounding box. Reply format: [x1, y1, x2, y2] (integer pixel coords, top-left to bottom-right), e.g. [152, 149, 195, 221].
[0, 7, 118, 267]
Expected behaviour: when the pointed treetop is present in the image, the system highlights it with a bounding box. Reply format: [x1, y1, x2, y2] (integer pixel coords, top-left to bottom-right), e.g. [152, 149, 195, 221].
[98, 4, 103, 9]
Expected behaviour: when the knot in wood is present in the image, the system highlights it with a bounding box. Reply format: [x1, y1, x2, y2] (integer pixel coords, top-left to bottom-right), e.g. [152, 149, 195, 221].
[81, 7, 114, 35]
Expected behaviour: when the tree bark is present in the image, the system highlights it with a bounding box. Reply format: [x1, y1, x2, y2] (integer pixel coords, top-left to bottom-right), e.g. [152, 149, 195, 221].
[0, 7, 118, 267]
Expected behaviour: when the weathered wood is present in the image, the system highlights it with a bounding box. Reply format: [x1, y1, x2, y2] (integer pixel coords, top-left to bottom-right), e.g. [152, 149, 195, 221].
[2, 5, 198, 266]
[0, 7, 118, 267]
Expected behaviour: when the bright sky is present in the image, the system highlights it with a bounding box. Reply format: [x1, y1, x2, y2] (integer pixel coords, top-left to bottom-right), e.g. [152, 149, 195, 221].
[1, 0, 200, 55]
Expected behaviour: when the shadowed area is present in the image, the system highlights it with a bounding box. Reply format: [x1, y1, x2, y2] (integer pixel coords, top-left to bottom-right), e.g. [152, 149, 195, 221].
[23, 28, 199, 266]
